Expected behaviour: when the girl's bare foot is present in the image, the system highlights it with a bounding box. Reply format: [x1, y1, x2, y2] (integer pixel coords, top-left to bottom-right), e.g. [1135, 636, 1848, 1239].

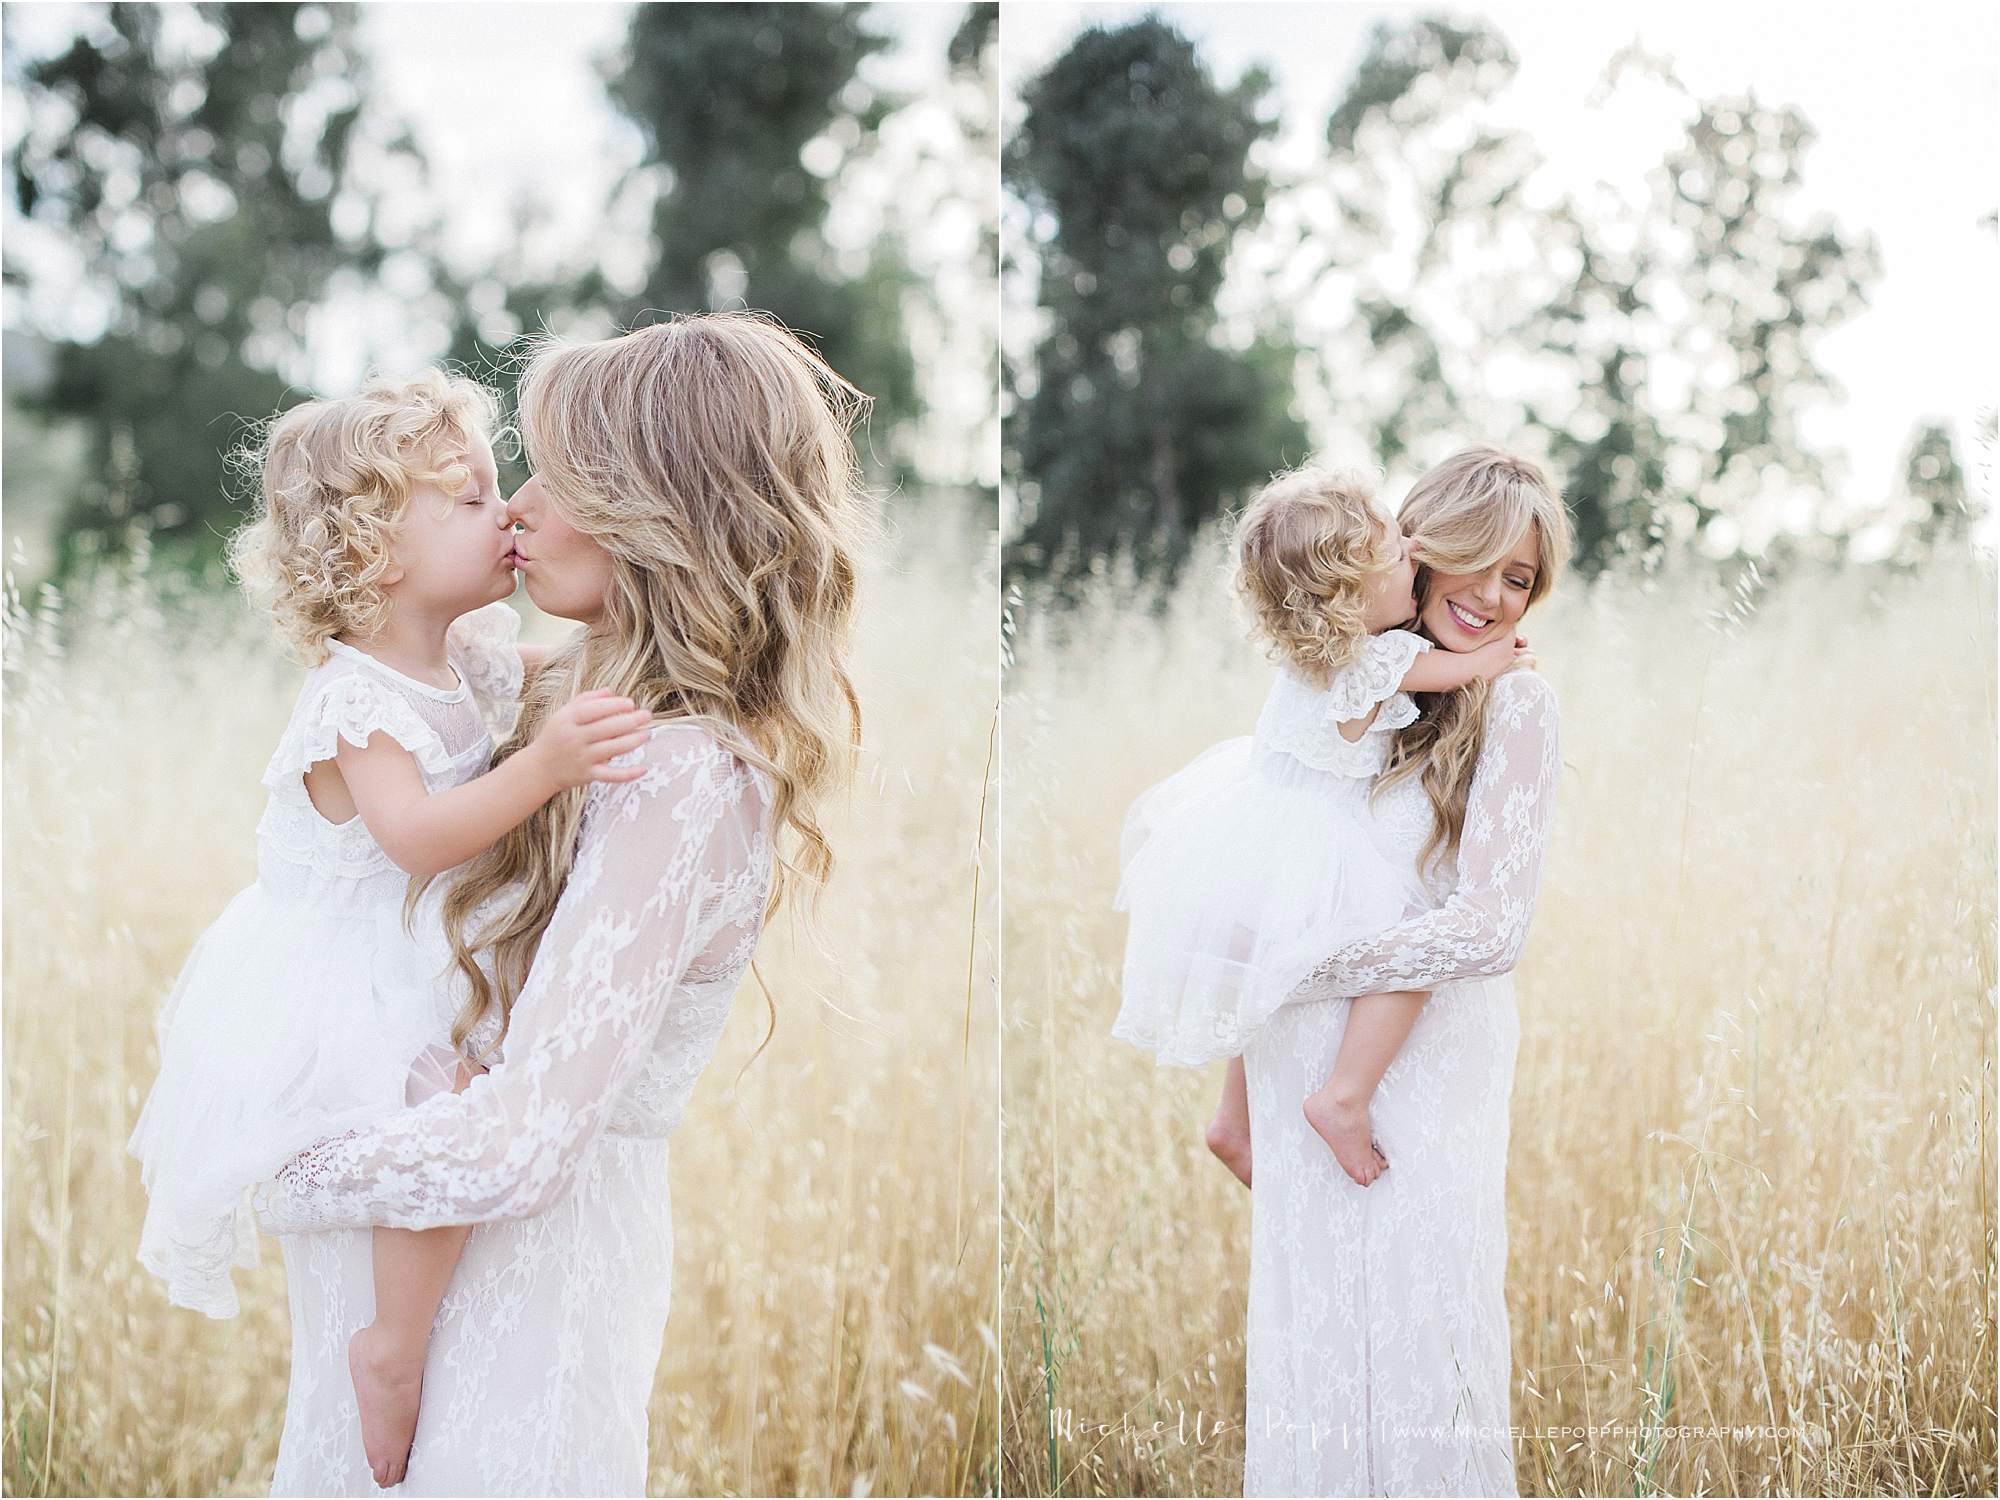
[1303, 1090, 1389, 1186]
[349, 1323, 424, 1488]
[1204, 1114, 1253, 1188]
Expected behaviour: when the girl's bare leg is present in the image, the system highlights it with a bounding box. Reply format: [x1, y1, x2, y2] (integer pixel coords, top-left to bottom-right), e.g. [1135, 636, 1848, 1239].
[349, 1056, 484, 1488]
[1303, 991, 1426, 1187]
[1205, 1054, 1254, 1188]
[350, 1226, 470, 1487]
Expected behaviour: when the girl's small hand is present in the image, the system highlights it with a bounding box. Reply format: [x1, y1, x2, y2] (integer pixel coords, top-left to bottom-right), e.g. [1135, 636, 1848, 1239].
[526, 689, 653, 790]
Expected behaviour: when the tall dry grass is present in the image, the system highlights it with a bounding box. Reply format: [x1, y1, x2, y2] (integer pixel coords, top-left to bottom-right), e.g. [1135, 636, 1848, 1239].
[1, 515, 998, 1498]
[1001, 543, 1997, 1497]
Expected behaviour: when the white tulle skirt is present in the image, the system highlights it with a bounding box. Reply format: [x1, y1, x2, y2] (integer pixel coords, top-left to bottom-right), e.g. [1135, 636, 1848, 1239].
[128, 879, 455, 1318]
[1113, 738, 1425, 1068]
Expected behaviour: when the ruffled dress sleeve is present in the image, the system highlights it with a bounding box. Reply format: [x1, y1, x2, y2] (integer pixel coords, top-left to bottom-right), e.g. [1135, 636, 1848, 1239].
[262, 667, 455, 791]
[1296, 669, 1562, 997]
[252, 725, 772, 1233]
[446, 601, 525, 733]
[1320, 628, 1432, 723]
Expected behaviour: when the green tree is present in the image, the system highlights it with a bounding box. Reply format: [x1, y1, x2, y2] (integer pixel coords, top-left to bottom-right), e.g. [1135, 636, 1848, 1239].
[1521, 49, 1879, 573]
[601, 2, 917, 466]
[4, 2, 409, 571]
[1297, 16, 1547, 471]
[1005, 17, 1305, 583]
[1892, 420, 1972, 565]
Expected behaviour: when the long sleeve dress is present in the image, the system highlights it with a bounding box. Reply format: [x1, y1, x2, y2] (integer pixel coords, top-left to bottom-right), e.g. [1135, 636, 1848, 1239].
[1240, 668, 1563, 1498]
[252, 722, 774, 1496]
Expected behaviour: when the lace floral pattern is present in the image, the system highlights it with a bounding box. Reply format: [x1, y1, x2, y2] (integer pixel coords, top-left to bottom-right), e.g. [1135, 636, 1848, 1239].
[252, 726, 773, 1493]
[446, 601, 525, 737]
[1321, 628, 1430, 720]
[1297, 669, 1562, 997]
[1241, 668, 1561, 1497]
[1254, 659, 1421, 781]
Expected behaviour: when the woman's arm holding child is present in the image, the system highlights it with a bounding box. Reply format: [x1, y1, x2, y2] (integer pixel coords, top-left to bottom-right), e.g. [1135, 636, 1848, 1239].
[335, 690, 652, 878]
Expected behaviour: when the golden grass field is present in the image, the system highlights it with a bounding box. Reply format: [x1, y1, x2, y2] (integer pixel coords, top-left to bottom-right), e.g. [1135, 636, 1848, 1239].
[1, 516, 998, 1498]
[1001, 546, 1997, 1497]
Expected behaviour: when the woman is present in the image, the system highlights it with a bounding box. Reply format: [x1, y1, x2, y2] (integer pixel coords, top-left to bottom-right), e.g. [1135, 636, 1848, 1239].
[1240, 447, 1571, 1497]
[253, 313, 869, 1495]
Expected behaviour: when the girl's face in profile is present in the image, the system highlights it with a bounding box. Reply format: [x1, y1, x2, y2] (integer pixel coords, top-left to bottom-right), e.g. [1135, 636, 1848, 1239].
[1359, 518, 1419, 632]
[385, 433, 517, 615]
[1417, 523, 1543, 652]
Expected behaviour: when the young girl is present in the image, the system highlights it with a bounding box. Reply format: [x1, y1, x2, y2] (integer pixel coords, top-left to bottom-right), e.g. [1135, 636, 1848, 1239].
[1112, 463, 1527, 1189]
[126, 371, 653, 1487]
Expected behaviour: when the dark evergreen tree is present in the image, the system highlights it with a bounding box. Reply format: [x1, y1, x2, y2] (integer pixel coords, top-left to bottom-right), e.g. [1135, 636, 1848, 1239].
[1005, 17, 1305, 584]
[600, 2, 917, 464]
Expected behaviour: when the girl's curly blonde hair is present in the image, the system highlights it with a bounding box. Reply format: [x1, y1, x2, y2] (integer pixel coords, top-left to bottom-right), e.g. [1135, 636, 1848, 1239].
[229, 370, 500, 663]
[1232, 463, 1402, 683]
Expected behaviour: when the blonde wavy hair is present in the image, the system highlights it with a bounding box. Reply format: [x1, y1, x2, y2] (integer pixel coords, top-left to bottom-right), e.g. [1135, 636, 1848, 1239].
[1374, 445, 1573, 878]
[1232, 463, 1403, 684]
[228, 371, 499, 663]
[426, 312, 873, 1061]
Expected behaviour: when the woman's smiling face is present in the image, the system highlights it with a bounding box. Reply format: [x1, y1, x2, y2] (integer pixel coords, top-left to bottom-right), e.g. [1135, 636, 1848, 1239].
[1417, 522, 1543, 651]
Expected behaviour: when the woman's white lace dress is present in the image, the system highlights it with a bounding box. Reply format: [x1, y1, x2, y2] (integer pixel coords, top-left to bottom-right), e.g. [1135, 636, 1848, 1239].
[127, 602, 523, 1319]
[253, 722, 774, 1497]
[1241, 669, 1562, 1498]
[1113, 630, 1434, 1067]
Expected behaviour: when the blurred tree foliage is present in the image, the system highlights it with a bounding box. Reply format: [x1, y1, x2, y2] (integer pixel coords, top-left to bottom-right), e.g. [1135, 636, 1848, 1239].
[1302, 18, 1541, 473]
[1008, 13, 1957, 585]
[1306, 20, 1882, 577]
[7, 1, 967, 577]
[1523, 48, 1880, 573]
[601, 2, 918, 471]
[4, 2, 406, 573]
[1895, 420, 1970, 564]
[1004, 17, 1306, 585]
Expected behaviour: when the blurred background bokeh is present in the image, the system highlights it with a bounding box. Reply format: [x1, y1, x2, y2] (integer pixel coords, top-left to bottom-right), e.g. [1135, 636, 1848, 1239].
[4, 0, 999, 579]
[1000, 3, 1994, 591]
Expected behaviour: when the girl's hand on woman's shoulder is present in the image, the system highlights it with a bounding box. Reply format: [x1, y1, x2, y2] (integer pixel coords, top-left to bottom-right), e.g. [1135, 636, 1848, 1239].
[1464, 635, 1520, 682]
[522, 690, 654, 791]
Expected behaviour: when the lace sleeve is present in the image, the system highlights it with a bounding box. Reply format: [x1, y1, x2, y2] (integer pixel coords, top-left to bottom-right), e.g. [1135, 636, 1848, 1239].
[1296, 669, 1561, 997]
[1322, 629, 1432, 722]
[262, 671, 454, 790]
[253, 724, 772, 1233]
[447, 601, 525, 730]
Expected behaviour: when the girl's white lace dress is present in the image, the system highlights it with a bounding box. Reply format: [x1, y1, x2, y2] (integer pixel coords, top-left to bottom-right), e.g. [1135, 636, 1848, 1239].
[1240, 668, 1562, 1498]
[252, 721, 775, 1497]
[1114, 630, 1433, 1067]
[128, 602, 524, 1320]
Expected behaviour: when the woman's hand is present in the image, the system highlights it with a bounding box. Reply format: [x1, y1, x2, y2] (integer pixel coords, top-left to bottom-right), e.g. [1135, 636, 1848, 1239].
[521, 690, 653, 791]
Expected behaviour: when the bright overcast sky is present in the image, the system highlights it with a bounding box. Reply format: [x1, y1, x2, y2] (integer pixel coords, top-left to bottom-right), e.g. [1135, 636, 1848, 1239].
[1001, 0, 1998, 519]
